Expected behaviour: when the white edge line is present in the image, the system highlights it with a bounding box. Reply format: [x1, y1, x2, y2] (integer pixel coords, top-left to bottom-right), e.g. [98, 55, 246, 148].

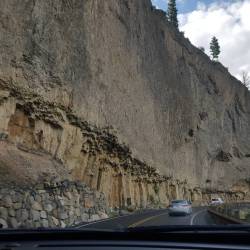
[190, 209, 206, 225]
[77, 208, 206, 228]
[75, 213, 140, 229]
[75, 209, 168, 229]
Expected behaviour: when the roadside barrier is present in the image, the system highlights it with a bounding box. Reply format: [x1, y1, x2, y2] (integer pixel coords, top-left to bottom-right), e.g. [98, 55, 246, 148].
[208, 203, 250, 224]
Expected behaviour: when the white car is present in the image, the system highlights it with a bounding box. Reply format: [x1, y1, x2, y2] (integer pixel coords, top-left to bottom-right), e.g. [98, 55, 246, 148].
[210, 197, 224, 205]
[168, 200, 192, 216]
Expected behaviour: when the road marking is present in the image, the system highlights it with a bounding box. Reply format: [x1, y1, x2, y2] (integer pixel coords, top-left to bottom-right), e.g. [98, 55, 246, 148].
[77, 208, 207, 229]
[128, 212, 169, 228]
[190, 209, 206, 225]
[75, 213, 134, 229]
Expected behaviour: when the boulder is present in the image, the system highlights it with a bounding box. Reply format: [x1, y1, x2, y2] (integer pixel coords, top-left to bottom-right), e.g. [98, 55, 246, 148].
[80, 213, 89, 222]
[41, 219, 49, 228]
[3, 196, 12, 208]
[13, 202, 22, 210]
[98, 212, 108, 219]
[58, 211, 68, 220]
[8, 209, 15, 217]
[60, 220, 66, 228]
[75, 208, 81, 217]
[64, 192, 72, 200]
[89, 214, 100, 222]
[51, 216, 59, 226]
[0, 207, 8, 220]
[35, 195, 42, 203]
[31, 210, 40, 221]
[44, 204, 53, 212]
[9, 217, 18, 228]
[0, 218, 8, 229]
[20, 209, 29, 221]
[40, 210, 47, 219]
[32, 202, 43, 211]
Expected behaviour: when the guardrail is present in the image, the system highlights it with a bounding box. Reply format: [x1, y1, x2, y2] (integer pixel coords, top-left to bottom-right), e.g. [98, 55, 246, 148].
[208, 203, 250, 224]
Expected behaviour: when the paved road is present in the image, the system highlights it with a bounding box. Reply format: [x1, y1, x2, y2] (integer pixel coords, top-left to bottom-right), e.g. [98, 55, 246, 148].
[77, 207, 217, 230]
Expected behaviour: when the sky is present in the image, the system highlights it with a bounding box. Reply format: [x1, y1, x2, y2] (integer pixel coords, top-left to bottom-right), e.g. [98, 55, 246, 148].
[151, 0, 250, 81]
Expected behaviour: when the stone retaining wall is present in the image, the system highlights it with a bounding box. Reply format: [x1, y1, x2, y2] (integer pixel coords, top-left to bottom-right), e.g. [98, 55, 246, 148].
[0, 180, 108, 228]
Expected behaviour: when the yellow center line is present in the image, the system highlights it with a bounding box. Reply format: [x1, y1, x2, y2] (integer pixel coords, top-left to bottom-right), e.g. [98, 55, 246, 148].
[128, 212, 169, 228]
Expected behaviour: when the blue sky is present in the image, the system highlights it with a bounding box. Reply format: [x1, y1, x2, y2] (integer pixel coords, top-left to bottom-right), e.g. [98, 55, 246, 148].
[151, 0, 237, 13]
[151, 0, 250, 80]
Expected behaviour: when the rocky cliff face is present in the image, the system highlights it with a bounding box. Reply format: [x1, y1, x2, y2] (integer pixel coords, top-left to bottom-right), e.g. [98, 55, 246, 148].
[1, 0, 250, 227]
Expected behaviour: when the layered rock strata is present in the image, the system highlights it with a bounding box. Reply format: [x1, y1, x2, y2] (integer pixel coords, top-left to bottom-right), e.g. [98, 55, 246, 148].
[0, 81, 249, 211]
[0, 0, 250, 191]
[0, 0, 250, 228]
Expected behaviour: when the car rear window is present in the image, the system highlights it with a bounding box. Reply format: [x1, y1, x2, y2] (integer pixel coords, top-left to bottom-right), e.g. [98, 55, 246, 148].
[172, 200, 188, 204]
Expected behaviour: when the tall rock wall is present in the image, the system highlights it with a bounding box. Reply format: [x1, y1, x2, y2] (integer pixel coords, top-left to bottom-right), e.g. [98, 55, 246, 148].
[0, 80, 248, 230]
[0, 0, 250, 223]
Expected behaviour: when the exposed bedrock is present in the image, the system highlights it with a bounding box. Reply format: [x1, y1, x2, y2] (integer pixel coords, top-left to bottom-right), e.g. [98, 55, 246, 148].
[0, 82, 248, 215]
[0, 0, 250, 228]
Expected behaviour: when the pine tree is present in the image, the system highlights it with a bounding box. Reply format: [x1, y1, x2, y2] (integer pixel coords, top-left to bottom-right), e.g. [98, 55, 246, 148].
[210, 36, 220, 60]
[167, 0, 178, 29]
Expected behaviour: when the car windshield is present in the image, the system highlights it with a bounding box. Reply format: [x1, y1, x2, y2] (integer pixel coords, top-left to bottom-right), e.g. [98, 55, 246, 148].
[0, 0, 250, 233]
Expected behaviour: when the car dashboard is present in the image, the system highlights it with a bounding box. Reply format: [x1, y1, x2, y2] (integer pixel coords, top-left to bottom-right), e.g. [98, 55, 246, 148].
[0, 229, 250, 250]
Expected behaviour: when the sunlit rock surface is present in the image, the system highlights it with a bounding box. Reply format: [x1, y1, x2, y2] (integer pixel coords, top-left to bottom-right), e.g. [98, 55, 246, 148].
[1, 0, 250, 227]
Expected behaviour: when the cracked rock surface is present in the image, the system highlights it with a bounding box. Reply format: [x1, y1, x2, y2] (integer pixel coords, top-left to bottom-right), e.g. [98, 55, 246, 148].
[0, 0, 250, 227]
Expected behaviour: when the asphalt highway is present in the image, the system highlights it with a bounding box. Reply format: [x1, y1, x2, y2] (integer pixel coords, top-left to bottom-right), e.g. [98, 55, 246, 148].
[77, 207, 217, 230]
